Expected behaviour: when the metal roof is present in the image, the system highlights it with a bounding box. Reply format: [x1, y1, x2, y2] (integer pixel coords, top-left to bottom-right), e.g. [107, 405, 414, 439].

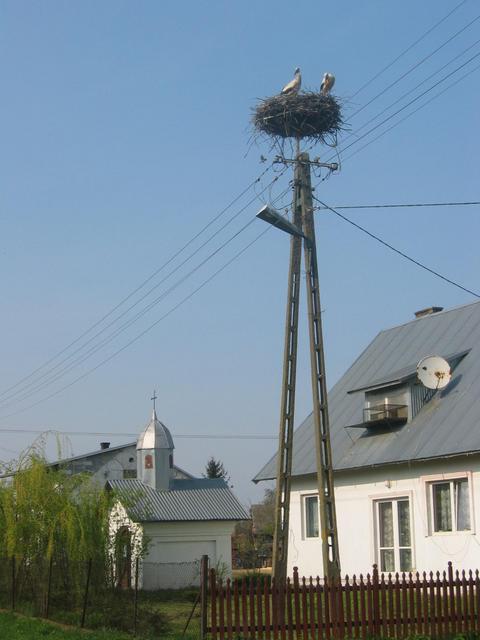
[254, 301, 480, 482]
[136, 410, 174, 451]
[108, 478, 249, 522]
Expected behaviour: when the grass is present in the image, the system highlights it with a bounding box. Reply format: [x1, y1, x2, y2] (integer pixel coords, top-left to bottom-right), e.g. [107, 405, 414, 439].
[0, 587, 202, 640]
[0, 611, 133, 639]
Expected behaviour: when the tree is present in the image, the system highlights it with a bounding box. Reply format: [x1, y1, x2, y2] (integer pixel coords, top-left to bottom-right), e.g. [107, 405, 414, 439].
[204, 456, 230, 481]
[232, 488, 275, 569]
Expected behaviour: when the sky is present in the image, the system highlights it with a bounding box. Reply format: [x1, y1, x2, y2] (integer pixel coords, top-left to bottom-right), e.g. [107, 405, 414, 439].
[1, 1, 479, 505]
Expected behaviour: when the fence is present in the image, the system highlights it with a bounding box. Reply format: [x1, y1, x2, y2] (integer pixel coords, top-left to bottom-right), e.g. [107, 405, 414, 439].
[0, 555, 203, 637]
[207, 563, 480, 640]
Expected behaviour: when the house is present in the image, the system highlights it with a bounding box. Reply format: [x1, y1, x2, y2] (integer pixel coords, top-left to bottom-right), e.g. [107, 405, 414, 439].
[108, 408, 249, 589]
[50, 440, 193, 483]
[254, 302, 480, 578]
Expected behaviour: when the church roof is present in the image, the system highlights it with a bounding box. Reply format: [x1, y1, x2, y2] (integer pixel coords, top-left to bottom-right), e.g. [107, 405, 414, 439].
[108, 478, 249, 522]
[136, 410, 174, 451]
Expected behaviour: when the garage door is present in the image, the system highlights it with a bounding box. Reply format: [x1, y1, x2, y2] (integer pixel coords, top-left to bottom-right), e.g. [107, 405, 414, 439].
[143, 539, 216, 589]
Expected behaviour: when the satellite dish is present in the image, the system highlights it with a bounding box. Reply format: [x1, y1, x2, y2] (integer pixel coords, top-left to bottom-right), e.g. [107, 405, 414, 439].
[416, 355, 451, 390]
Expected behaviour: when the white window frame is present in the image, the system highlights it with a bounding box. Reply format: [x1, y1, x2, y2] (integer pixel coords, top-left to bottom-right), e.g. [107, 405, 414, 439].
[372, 493, 414, 573]
[302, 493, 320, 539]
[421, 471, 475, 536]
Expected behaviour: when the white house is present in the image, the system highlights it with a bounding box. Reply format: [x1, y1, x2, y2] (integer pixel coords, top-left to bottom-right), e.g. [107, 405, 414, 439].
[254, 302, 480, 578]
[108, 408, 248, 589]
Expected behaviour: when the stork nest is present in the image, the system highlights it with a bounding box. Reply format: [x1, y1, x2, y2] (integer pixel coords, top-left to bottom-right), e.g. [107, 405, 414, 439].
[253, 92, 343, 142]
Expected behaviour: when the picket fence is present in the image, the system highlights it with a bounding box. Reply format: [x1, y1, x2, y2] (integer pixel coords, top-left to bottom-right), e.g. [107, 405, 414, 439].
[206, 563, 480, 640]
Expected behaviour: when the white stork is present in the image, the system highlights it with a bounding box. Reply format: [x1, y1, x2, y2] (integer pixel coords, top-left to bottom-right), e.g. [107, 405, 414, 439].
[320, 72, 335, 95]
[281, 67, 301, 95]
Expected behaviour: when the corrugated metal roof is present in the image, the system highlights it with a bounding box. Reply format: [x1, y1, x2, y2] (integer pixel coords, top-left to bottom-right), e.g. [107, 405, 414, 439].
[254, 301, 480, 481]
[108, 478, 249, 522]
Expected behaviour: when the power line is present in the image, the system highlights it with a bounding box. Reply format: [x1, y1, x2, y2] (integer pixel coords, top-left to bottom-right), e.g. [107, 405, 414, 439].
[341, 60, 480, 164]
[0, 427, 276, 440]
[0, 169, 289, 409]
[306, 6, 476, 157]
[309, 38, 480, 167]
[313, 195, 480, 299]
[311, 51, 480, 173]
[315, 201, 480, 211]
[8, 23, 477, 409]
[3, 21, 478, 414]
[0, 215, 260, 409]
[0, 226, 273, 419]
[0, 165, 274, 401]
[340, 49, 480, 156]
[343, 36, 480, 147]
[350, 13, 480, 119]
[311, 57, 480, 187]
[351, 0, 468, 98]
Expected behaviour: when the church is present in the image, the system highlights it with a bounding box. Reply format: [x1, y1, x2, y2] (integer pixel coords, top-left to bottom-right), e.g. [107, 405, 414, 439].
[48, 404, 247, 589]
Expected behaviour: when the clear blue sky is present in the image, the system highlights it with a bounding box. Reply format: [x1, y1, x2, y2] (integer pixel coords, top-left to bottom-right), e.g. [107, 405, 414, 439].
[1, 1, 479, 504]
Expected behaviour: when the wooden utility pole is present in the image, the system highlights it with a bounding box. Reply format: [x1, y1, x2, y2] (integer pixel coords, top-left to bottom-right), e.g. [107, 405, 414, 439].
[271, 151, 340, 582]
[272, 162, 302, 581]
[298, 152, 341, 579]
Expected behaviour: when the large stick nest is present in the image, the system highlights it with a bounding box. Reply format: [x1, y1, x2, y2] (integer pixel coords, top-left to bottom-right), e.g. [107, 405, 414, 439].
[253, 92, 343, 142]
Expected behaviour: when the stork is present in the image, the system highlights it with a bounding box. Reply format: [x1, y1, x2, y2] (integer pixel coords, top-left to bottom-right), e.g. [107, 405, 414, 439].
[281, 67, 301, 95]
[320, 72, 335, 95]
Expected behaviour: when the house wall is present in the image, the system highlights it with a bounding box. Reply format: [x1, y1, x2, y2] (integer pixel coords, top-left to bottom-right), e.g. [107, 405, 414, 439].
[287, 455, 480, 578]
[57, 444, 191, 484]
[110, 504, 236, 589]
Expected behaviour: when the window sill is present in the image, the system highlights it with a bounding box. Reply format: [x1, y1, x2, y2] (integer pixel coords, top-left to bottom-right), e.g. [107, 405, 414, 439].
[428, 530, 473, 537]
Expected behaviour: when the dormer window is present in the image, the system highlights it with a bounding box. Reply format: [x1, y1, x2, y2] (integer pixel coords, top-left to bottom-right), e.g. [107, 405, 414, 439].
[364, 386, 409, 427]
[346, 350, 469, 431]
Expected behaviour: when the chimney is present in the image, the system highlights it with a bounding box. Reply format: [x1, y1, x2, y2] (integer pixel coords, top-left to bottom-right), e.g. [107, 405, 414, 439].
[414, 306, 444, 319]
[100, 442, 110, 450]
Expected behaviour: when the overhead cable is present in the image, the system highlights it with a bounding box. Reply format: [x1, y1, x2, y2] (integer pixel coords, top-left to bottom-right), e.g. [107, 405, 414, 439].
[351, 0, 468, 98]
[351, 13, 480, 118]
[315, 201, 480, 211]
[0, 165, 273, 401]
[0, 226, 273, 419]
[313, 195, 480, 299]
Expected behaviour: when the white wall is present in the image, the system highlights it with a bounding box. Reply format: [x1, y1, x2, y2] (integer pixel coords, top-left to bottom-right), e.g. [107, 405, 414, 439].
[142, 520, 236, 589]
[287, 455, 480, 579]
[110, 505, 237, 589]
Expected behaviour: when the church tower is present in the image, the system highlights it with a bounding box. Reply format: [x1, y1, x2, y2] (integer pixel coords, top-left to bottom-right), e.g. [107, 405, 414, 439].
[136, 399, 174, 491]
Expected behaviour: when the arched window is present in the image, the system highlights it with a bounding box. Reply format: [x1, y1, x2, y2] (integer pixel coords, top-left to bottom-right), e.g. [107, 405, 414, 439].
[115, 526, 132, 589]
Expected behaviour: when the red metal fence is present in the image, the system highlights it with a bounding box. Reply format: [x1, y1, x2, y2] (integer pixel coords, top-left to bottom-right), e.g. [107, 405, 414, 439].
[207, 563, 480, 639]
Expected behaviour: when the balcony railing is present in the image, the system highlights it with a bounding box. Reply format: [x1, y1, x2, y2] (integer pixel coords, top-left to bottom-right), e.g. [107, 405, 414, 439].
[363, 403, 408, 427]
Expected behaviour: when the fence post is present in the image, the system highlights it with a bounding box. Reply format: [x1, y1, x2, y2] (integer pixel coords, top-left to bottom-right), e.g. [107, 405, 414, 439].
[372, 564, 380, 637]
[80, 558, 92, 628]
[133, 556, 139, 636]
[45, 555, 53, 618]
[200, 555, 209, 640]
[11, 556, 15, 611]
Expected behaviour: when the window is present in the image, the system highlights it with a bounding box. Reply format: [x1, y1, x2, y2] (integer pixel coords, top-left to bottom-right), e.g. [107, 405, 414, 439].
[429, 478, 471, 533]
[123, 469, 137, 479]
[364, 386, 408, 426]
[304, 495, 319, 538]
[375, 498, 412, 572]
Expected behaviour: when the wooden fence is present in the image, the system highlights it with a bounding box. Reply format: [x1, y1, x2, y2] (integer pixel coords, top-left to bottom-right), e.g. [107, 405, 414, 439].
[206, 563, 480, 639]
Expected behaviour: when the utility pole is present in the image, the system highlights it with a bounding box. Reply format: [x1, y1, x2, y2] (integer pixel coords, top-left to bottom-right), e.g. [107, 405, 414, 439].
[271, 161, 302, 581]
[298, 152, 341, 579]
[265, 152, 341, 583]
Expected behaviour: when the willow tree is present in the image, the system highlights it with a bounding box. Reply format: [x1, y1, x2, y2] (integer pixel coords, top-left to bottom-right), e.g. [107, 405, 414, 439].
[0, 451, 114, 601]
